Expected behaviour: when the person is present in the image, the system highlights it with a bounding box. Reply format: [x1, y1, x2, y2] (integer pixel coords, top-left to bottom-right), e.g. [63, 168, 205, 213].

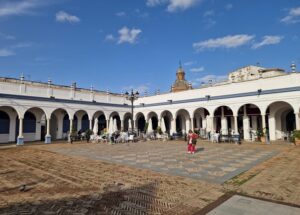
[187, 129, 198, 154]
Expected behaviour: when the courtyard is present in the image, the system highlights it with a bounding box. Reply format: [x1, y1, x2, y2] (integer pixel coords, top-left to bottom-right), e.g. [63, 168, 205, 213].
[0, 141, 300, 214]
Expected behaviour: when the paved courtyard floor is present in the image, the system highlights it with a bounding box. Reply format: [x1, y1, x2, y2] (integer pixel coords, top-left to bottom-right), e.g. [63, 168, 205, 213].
[46, 141, 278, 184]
[0, 140, 299, 214]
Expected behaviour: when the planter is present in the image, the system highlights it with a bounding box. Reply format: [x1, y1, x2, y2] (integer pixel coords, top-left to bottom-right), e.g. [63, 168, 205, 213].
[260, 136, 266, 143]
[295, 138, 300, 146]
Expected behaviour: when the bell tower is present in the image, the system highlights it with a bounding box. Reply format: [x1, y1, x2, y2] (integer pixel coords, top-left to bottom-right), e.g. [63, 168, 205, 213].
[171, 62, 192, 92]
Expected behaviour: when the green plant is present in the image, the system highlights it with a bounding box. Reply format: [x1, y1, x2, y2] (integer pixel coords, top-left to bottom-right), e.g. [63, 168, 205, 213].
[292, 130, 300, 139]
[256, 129, 264, 137]
[157, 126, 162, 135]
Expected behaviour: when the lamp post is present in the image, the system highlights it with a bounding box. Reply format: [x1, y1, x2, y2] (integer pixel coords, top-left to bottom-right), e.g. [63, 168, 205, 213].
[125, 89, 139, 131]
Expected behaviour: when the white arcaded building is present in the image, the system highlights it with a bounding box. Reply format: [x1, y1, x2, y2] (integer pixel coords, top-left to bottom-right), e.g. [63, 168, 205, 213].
[0, 64, 299, 145]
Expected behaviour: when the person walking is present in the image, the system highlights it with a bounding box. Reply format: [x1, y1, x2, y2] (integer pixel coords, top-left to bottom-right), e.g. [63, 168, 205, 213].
[187, 129, 198, 154]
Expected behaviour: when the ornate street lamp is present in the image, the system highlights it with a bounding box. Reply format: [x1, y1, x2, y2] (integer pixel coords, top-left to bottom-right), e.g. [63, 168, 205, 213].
[125, 89, 139, 131]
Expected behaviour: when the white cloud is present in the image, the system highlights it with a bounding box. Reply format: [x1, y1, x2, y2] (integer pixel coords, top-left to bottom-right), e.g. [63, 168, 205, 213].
[190, 66, 204, 73]
[225, 4, 233, 10]
[105, 34, 115, 41]
[118, 26, 142, 44]
[0, 0, 42, 17]
[146, 0, 168, 7]
[281, 7, 300, 24]
[146, 0, 202, 12]
[252, 35, 283, 49]
[0, 32, 15, 40]
[0, 49, 15, 57]
[116, 11, 126, 17]
[203, 10, 214, 17]
[56, 11, 80, 23]
[184, 61, 196, 66]
[193, 34, 255, 51]
[196, 75, 227, 84]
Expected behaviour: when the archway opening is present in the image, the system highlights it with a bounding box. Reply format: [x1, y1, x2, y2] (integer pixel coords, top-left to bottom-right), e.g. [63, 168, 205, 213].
[237, 104, 262, 140]
[136, 113, 146, 133]
[213, 106, 233, 134]
[266, 101, 295, 141]
[175, 109, 190, 134]
[161, 110, 173, 134]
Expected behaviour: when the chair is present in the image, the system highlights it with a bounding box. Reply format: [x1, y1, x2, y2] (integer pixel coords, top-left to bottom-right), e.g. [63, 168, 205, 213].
[128, 134, 135, 142]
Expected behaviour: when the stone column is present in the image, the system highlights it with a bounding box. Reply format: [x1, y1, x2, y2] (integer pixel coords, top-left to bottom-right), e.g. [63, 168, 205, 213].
[243, 116, 250, 140]
[121, 120, 124, 131]
[171, 119, 176, 134]
[89, 119, 93, 130]
[106, 119, 110, 130]
[251, 116, 258, 130]
[45, 118, 51, 144]
[262, 115, 266, 130]
[17, 117, 24, 145]
[268, 115, 276, 141]
[68, 118, 73, 142]
[234, 115, 238, 134]
[202, 117, 207, 129]
[295, 112, 300, 130]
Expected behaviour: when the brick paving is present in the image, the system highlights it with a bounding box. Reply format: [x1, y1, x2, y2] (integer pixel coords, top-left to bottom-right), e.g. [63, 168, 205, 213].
[46, 141, 278, 184]
[0, 141, 298, 214]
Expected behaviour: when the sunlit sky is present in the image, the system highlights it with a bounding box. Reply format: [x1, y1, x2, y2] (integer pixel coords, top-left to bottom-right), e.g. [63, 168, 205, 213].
[0, 0, 300, 94]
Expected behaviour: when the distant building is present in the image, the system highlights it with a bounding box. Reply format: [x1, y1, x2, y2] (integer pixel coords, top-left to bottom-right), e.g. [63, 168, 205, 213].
[171, 64, 192, 92]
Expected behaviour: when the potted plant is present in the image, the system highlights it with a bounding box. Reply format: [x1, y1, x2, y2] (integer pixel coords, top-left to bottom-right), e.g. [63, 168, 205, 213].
[256, 129, 264, 142]
[292, 130, 300, 146]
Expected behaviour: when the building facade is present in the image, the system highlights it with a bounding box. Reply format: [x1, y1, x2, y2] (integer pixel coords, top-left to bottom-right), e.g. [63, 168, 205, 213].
[0, 65, 299, 145]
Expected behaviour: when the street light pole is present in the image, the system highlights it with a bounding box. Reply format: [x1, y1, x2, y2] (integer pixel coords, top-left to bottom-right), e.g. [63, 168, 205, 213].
[125, 89, 139, 131]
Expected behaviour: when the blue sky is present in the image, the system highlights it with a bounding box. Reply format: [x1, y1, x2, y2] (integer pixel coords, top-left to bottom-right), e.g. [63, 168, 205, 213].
[0, 0, 300, 94]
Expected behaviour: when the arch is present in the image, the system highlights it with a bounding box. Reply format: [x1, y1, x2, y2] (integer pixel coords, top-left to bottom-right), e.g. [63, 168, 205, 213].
[135, 112, 146, 132]
[237, 104, 262, 140]
[0, 106, 18, 143]
[108, 111, 121, 131]
[22, 107, 48, 142]
[265, 101, 295, 141]
[160, 110, 173, 134]
[175, 109, 191, 134]
[123, 112, 132, 131]
[74, 110, 89, 132]
[147, 112, 159, 130]
[193, 107, 210, 130]
[213, 106, 234, 134]
[50, 108, 69, 140]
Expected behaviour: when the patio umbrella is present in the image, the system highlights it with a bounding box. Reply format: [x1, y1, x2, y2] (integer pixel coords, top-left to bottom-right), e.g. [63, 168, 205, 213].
[147, 118, 153, 134]
[113, 118, 118, 132]
[161, 117, 166, 133]
[93, 118, 98, 135]
[128, 119, 132, 131]
[108, 117, 114, 135]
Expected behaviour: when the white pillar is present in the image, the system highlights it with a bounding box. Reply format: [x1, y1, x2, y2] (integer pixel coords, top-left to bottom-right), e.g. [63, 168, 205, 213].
[295, 112, 300, 130]
[89, 119, 93, 130]
[68, 118, 73, 142]
[262, 115, 266, 130]
[121, 120, 124, 131]
[17, 117, 24, 145]
[221, 117, 228, 135]
[171, 119, 176, 134]
[233, 115, 238, 134]
[45, 118, 51, 144]
[185, 119, 191, 132]
[251, 116, 258, 130]
[57, 116, 63, 139]
[243, 116, 250, 140]
[269, 115, 276, 141]
[77, 117, 82, 132]
[202, 117, 207, 129]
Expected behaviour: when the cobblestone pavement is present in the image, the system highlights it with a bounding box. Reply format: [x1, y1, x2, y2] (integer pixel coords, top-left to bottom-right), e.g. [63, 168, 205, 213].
[45, 141, 278, 184]
[0, 146, 223, 215]
[0, 141, 298, 214]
